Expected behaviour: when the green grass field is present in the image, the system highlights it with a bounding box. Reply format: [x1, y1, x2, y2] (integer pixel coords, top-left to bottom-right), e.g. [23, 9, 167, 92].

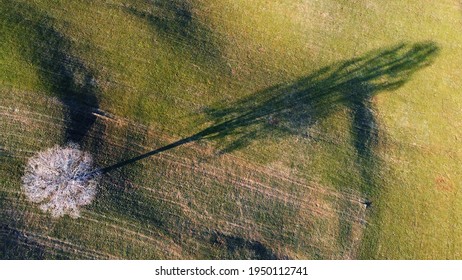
[1, 0, 461, 259]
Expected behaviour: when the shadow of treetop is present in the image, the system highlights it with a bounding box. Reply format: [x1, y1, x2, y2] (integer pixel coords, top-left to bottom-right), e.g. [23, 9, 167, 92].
[201, 42, 440, 151]
[98, 42, 439, 174]
[1, 0, 100, 144]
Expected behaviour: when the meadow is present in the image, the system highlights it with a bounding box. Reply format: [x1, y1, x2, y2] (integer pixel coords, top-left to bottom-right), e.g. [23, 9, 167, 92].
[1, 0, 461, 259]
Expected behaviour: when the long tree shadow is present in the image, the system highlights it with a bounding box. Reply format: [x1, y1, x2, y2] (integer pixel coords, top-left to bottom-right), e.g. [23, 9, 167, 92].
[118, 0, 223, 66]
[0, 223, 46, 259]
[98, 42, 439, 175]
[208, 230, 282, 260]
[1, 0, 100, 144]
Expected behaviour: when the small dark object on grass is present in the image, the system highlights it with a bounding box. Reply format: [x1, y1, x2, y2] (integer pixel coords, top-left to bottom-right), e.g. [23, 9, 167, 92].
[363, 200, 372, 209]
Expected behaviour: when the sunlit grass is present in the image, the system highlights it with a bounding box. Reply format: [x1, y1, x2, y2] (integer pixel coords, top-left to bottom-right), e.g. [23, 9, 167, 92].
[1, 0, 461, 259]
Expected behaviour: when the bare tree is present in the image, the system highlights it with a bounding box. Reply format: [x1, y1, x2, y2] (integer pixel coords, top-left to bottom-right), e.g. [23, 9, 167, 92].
[21, 143, 99, 218]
